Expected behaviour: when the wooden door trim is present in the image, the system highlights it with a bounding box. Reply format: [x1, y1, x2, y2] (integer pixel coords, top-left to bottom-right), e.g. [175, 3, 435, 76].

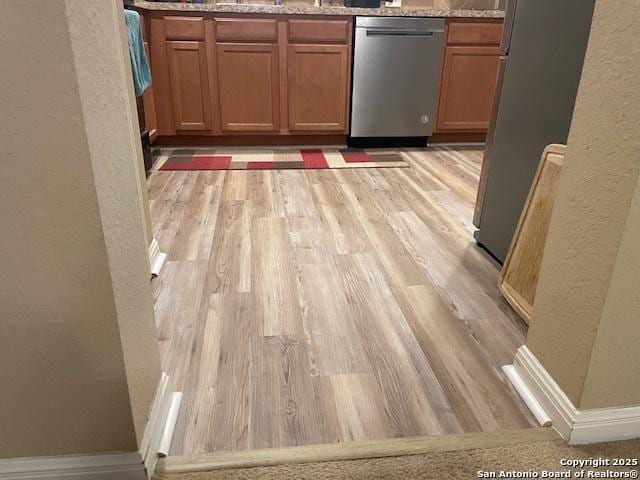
[436, 45, 500, 132]
[287, 44, 349, 132]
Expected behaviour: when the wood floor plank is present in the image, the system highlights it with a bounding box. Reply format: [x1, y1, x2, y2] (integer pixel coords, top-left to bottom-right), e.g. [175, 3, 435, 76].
[221, 170, 249, 202]
[393, 284, 534, 432]
[205, 200, 252, 294]
[249, 336, 328, 449]
[355, 170, 416, 213]
[158, 171, 196, 203]
[312, 182, 369, 255]
[441, 146, 483, 180]
[193, 175, 225, 261]
[409, 149, 478, 203]
[387, 208, 527, 369]
[287, 216, 336, 266]
[154, 261, 209, 381]
[340, 179, 428, 287]
[329, 373, 391, 442]
[311, 376, 342, 445]
[153, 260, 210, 455]
[205, 292, 262, 452]
[422, 189, 476, 234]
[379, 167, 462, 238]
[151, 197, 190, 258]
[297, 259, 372, 376]
[388, 210, 506, 321]
[148, 146, 536, 456]
[333, 253, 460, 437]
[248, 170, 285, 219]
[178, 297, 225, 454]
[279, 171, 317, 219]
[169, 174, 222, 261]
[280, 172, 337, 266]
[251, 217, 304, 336]
[147, 170, 174, 199]
[398, 151, 449, 192]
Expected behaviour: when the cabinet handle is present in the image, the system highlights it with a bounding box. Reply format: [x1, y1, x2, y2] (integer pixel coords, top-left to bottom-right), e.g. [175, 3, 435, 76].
[366, 29, 435, 37]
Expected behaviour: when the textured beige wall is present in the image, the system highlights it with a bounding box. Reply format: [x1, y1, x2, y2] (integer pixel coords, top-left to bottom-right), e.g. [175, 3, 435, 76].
[66, 0, 162, 442]
[0, 0, 161, 457]
[579, 173, 640, 409]
[527, 0, 640, 408]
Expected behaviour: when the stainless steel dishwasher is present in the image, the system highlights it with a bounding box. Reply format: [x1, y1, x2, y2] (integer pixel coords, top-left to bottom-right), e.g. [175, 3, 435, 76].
[350, 17, 445, 145]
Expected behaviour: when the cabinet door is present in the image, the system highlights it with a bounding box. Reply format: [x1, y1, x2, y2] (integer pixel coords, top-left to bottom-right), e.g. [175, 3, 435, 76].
[287, 44, 349, 132]
[216, 43, 280, 132]
[166, 40, 213, 131]
[436, 46, 500, 131]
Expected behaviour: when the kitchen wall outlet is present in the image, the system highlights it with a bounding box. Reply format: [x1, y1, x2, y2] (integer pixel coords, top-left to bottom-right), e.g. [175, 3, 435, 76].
[385, 0, 402, 7]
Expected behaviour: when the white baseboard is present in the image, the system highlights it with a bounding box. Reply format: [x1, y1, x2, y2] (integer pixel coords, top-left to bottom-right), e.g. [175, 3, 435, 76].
[140, 373, 182, 474]
[501, 364, 552, 427]
[148, 238, 166, 277]
[0, 373, 182, 480]
[508, 345, 640, 445]
[158, 392, 184, 457]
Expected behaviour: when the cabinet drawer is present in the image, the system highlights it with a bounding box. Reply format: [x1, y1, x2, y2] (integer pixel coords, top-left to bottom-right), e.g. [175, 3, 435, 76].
[164, 16, 205, 40]
[288, 19, 350, 44]
[215, 18, 278, 43]
[447, 21, 502, 45]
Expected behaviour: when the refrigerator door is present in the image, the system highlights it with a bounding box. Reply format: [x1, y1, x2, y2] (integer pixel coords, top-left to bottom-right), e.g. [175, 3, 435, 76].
[473, 55, 507, 227]
[475, 0, 595, 262]
[500, 0, 517, 54]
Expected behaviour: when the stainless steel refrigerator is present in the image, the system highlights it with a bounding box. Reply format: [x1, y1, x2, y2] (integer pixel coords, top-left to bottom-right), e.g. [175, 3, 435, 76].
[473, 0, 596, 262]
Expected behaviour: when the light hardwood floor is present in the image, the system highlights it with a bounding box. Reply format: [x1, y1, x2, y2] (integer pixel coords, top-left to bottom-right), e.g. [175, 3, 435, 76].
[148, 146, 535, 456]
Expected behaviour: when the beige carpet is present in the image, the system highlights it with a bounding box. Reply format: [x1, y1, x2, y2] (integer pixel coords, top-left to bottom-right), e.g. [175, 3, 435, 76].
[155, 439, 640, 480]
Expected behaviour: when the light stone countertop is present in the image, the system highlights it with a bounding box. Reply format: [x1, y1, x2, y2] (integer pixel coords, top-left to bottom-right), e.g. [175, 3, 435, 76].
[130, 1, 505, 18]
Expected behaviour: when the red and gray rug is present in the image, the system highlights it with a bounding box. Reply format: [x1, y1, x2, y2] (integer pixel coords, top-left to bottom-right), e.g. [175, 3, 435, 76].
[155, 148, 408, 171]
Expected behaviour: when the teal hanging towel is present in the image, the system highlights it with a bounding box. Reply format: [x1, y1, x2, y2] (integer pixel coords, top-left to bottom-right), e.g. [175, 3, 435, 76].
[124, 9, 151, 96]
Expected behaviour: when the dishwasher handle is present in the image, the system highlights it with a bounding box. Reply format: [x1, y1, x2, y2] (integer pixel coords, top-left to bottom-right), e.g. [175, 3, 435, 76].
[365, 29, 436, 37]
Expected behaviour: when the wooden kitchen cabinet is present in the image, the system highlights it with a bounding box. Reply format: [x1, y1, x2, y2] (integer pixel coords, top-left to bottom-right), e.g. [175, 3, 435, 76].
[166, 40, 213, 131]
[149, 13, 353, 138]
[436, 46, 501, 131]
[287, 44, 349, 132]
[435, 19, 502, 133]
[216, 43, 280, 132]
